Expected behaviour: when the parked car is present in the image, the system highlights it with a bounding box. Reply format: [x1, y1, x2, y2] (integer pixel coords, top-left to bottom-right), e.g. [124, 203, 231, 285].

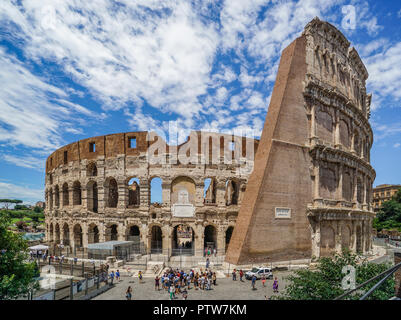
[245, 267, 273, 280]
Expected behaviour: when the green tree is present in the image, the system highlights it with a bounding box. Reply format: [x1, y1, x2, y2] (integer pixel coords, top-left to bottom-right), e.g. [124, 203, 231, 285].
[0, 214, 39, 300]
[0, 199, 23, 210]
[274, 250, 395, 300]
[374, 188, 401, 232]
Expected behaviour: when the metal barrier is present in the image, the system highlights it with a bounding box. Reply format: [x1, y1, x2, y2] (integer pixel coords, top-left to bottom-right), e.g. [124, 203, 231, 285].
[335, 261, 401, 300]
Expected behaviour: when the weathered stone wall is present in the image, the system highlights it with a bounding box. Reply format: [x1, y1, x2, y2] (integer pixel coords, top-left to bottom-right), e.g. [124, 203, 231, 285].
[225, 17, 375, 265]
[44, 131, 258, 256]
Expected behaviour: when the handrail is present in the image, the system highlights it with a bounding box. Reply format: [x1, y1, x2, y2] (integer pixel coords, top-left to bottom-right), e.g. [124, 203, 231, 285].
[334, 261, 401, 300]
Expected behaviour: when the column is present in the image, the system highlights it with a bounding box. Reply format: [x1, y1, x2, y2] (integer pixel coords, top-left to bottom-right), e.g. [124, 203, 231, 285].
[140, 179, 150, 207]
[69, 227, 75, 252]
[216, 228, 224, 256]
[335, 221, 342, 253]
[337, 164, 343, 201]
[216, 180, 226, 207]
[314, 162, 321, 200]
[310, 104, 317, 146]
[334, 110, 340, 147]
[162, 180, 171, 206]
[82, 224, 88, 249]
[118, 179, 127, 209]
[311, 220, 321, 259]
[161, 225, 171, 256]
[118, 223, 125, 241]
[195, 181, 204, 207]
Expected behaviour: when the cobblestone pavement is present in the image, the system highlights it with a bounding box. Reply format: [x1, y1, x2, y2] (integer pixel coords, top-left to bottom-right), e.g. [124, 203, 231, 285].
[93, 271, 292, 300]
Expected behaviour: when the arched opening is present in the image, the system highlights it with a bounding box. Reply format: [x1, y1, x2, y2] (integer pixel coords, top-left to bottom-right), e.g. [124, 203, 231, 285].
[356, 225, 362, 253]
[87, 162, 97, 177]
[49, 223, 54, 242]
[73, 224, 83, 248]
[127, 225, 141, 252]
[49, 189, 53, 210]
[62, 183, 69, 206]
[87, 181, 98, 213]
[73, 181, 82, 206]
[55, 223, 60, 244]
[204, 225, 217, 252]
[225, 179, 238, 205]
[110, 224, 118, 241]
[204, 178, 216, 204]
[150, 177, 162, 204]
[62, 223, 70, 246]
[88, 224, 100, 244]
[127, 225, 140, 239]
[127, 178, 140, 207]
[357, 178, 363, 204]
[54, 185, 60, 207]
[105, 178, 118, 208]
[225, 226, 234, 252]
[320, 225, 335, 257]
[342, 172, 353, 201]
[172, 224, 194, 255]
[151, 225, 163, 253]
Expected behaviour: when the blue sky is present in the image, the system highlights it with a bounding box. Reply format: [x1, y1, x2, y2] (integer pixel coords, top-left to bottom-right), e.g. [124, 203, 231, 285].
[0, 0, 400, 204]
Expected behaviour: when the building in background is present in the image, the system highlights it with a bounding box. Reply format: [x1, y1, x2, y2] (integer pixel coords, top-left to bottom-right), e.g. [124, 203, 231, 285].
[373, 184, 401, 212]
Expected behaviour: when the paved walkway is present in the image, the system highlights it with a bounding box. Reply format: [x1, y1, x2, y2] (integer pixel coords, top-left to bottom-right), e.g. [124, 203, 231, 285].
[93, 271, 292, 300]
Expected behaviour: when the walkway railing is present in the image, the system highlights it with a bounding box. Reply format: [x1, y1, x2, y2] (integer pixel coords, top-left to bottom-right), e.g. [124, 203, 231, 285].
[334, 261, 401, 300]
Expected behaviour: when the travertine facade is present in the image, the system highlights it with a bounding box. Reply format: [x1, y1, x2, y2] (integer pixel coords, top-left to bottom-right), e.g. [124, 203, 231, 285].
[225, 18, 376, 264]
[44, 130, 258, 256]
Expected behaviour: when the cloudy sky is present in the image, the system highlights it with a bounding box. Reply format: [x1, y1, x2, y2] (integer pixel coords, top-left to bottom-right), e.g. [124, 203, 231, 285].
[0, 0, 400, 204]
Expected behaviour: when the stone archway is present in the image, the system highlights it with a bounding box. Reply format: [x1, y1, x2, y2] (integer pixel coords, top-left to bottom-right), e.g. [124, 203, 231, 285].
[204, 225, 217, 251]
[341, 225, 351, 250]
[73, 224, 83, 248]
[55, 223, 60, 244]
[225, 226, 234, 252]
[88, 224, 100, 244]
[320, 225, 335, 257]
[62, 223, 70, 246]
[150, 225, 163, 253]
[356, 225, 363, 253]
[172, 224, 195, 255]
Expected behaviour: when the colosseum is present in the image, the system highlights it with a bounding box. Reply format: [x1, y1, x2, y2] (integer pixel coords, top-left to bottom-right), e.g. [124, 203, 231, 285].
[44, 130, 259, 258]
[44, 17, 376, 265]
[226, 17, 376, 264]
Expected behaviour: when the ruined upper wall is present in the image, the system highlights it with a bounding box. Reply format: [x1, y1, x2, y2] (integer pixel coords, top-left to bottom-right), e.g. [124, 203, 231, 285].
[46, 131, 259, 173]
[303, 17, 372, 120]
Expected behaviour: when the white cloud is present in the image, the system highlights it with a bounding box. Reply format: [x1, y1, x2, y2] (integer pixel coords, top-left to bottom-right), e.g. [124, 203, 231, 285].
[0, 1, 219, 126]
[1, 154, 45, 171]
[364, 42, 401, 109]
[0, 181, 44, 203]
[394, 143, 401, 148]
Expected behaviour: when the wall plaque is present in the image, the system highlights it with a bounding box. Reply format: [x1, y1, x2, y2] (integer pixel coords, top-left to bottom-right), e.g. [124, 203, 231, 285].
[275, 207, 291, 219]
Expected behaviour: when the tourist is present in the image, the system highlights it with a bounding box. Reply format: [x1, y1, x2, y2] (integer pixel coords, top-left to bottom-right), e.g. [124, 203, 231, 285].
[155, 275, 160, 290]
[115, 269, 120, 282]
[213, 248, 217, 257]
[206, 258, 210, 269]
[138, 271, 143, 283]
[232, 269, 237, 281]
[251, 275, 256, 290]
[239, 269, 244, 282]
[212, 272, 217, 286]
[261, 275, 266, 287]
[169, 284, 175, 300]
[126, 286, 132, 300]
[273, 277, 279, 293]
[204, 247, 207, 257]
[110, 271, 115, 284]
